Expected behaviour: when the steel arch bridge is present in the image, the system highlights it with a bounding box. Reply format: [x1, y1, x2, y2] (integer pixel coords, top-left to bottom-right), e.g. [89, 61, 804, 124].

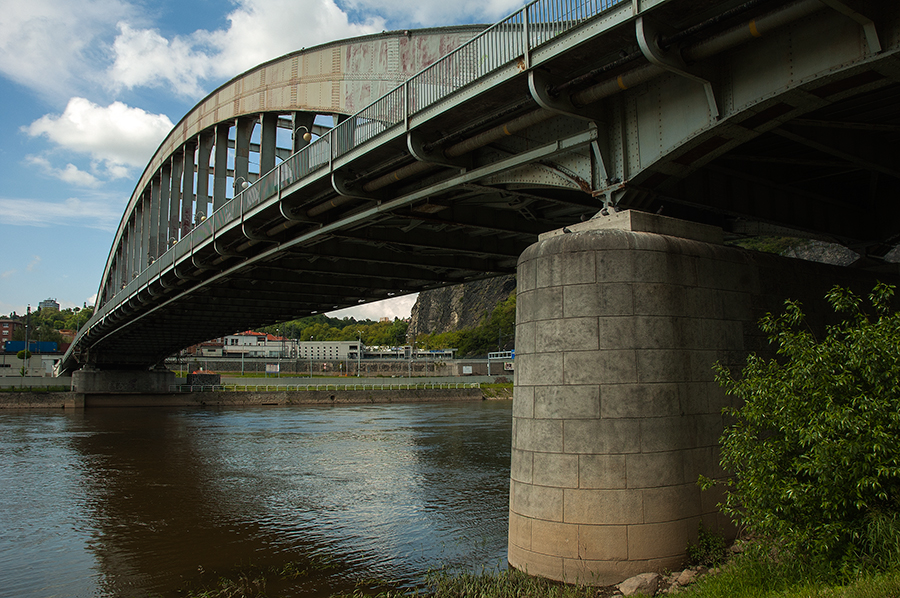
[63, 0, 900, 373]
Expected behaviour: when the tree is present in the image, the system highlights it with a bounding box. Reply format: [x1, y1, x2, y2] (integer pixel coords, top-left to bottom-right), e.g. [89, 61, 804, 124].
[712, 282, 900, 567]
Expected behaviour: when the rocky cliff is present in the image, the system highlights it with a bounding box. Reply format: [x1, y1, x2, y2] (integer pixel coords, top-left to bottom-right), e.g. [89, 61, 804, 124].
[408, 275, 516, 336]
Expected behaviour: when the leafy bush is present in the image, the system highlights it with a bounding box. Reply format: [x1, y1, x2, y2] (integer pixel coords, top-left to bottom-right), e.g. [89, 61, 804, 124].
[687, 523, 728, 567]
[712, 283, 900, 567]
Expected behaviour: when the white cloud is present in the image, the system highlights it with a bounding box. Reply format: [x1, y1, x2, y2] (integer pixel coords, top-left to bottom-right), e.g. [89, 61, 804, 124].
[1, 0, 503, 104]
[58, 164, 103, 187]
[109, 23, 214, 98]
[0, 196, 123, 231]
[108, 0, 385, 98]
[25, 156, 102, 187]
[338, 0, 524, 27]
[207, 0, 385, 77]
[1, 270, 15, 279]
[327, 293, 417, 321]
[24, 97, 173, 177]
[26, 256, 41, 271]
[0, 0, 134, 101]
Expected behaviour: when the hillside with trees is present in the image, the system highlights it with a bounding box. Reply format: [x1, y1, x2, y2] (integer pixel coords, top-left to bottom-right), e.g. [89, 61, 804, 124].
[254, 280, 516, 358]
[256, 314, 409, 347]
[5, 305, 94, 345]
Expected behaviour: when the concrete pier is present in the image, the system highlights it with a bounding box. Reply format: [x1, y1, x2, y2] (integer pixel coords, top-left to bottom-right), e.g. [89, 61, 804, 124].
[508, 211, 892, 585]
[71, 367, 175, 394]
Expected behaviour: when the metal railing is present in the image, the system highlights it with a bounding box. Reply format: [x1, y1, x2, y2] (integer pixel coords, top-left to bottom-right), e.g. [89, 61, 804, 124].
[83, 0, 629, 351]
[169, 382, 482, 392]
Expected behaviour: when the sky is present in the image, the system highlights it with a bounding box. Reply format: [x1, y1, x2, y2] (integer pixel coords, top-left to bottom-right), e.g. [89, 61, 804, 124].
[0, 0, 523, 321]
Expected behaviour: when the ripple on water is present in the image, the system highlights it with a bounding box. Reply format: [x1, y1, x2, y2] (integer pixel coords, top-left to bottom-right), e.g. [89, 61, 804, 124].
[0, 401, 511, 597]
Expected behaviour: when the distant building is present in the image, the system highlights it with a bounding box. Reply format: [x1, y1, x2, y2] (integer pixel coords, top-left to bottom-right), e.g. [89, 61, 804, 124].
[205, 333, 455, 362]
[184, 337, 225, 357]
[224, 331, 295, 358]
[38, 298, 60, 311]
[0, 319, 22, 348]
[299, 340, 361, 361]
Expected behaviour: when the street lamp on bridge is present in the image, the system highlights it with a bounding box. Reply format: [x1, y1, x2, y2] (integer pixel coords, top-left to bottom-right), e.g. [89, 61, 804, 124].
[233, 176, 250, 198]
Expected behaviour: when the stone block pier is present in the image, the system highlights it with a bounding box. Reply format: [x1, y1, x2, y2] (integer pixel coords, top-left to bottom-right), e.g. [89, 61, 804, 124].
[508, 211, 893, 585]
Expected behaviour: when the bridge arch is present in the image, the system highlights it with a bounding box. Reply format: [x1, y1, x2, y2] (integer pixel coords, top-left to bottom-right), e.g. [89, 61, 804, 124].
[98, 26, 486, 309]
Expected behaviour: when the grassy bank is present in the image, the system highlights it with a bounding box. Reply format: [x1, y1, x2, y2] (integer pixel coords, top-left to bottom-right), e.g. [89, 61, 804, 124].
[681, 554, 900, 598]
[480, 382, 513, 399]
[0, 385, 69, 392]
[181, 559, 900, 598]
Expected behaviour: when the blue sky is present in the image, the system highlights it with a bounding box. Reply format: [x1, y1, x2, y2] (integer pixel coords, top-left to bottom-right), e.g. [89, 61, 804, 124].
[0, 0, 522, 320]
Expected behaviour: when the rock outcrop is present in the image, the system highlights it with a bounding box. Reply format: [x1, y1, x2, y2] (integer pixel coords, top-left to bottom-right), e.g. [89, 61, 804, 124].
[408, 275, 515, 336]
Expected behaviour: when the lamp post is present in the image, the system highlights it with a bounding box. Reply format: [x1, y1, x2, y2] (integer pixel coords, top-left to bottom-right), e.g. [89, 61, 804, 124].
[294, 125, 312, 143]
[22, 305, 30, 380]
[234, 176, 250, 197]
[357, 330, 362, 377]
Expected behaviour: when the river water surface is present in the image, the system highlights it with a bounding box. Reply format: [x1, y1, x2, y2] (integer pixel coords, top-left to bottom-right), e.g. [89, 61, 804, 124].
[0, 400, 512, 598]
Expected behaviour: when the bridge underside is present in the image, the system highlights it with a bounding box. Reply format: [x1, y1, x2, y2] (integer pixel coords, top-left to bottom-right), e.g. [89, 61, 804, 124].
[68, 0, 900, 372]
[625, 72, 900, 257]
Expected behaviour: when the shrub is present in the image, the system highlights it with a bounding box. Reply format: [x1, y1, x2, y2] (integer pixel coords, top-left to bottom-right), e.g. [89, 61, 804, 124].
[712, 282, 900, 568]
[687, 523, 728, 567]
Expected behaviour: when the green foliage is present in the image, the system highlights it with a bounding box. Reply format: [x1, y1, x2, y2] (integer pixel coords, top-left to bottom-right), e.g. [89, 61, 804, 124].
[8, 305, 94, 343]
[417, 291, 516, 357]
[713, 282, 900, 567]
[418, 568, 598, 598]
[687, 523, 728, 568]
[257, 315, 408, 346]
[681, 551, 900, 598]
[257, 290, 514, 357]
[16, 350, 31, 360]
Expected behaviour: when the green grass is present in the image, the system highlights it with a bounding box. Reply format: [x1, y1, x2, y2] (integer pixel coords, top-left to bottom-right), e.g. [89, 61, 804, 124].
[331, 569, 605, 598]
[480, 382, 513, 398]
[0, 385, 70, 392]
[175, 556, 900, 598]
[681, 554, 900, 598]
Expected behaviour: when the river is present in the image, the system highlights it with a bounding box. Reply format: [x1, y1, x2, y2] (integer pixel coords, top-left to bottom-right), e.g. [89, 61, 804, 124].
[0, 400, 512, 598]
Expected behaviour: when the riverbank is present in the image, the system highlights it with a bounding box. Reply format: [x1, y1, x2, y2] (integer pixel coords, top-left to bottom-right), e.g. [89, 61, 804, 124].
[480, 382, 513, 399]
[179, 549, 900, 598]
[0, 385, 508, 408]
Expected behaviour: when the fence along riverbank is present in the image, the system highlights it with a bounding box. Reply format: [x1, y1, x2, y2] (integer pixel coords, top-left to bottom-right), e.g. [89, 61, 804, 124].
[0, 382, 493, 409]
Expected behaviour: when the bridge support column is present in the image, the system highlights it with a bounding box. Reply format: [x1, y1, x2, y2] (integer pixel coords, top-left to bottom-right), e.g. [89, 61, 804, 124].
[212, 122, 230, 211]
[181, 140, 196, 236]
[169, 151, 184, 243]
[196, 130, 214, 221]
[509, 210, 892, 586]
[72, 366, 175, 394]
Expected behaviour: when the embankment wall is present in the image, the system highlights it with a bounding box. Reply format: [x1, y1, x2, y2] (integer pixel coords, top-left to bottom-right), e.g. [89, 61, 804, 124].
[0, 387, 485, 409]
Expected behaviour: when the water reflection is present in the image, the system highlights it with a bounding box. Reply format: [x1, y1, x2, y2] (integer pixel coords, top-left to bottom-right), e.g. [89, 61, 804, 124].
[0, 401, 511, 597]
